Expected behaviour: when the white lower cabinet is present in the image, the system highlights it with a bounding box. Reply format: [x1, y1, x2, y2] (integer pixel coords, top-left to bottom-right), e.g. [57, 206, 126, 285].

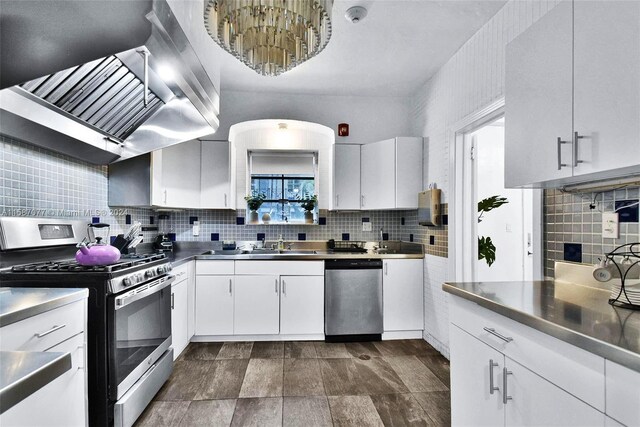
[383, 259, 423, 332]
[504, 356, 604, 426]
[451, 324, 604, 427]
[195, 275, 234, 335]
[234, 275, 280, 335]
[450, 325, 504, 426]
[605, 360, 640, 427]
[170, 278, 189, 360]
[280, 275, 324, 335]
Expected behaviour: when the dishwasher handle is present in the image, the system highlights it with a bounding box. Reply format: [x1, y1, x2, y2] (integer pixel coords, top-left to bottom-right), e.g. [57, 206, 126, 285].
[324, 259, 383, 270]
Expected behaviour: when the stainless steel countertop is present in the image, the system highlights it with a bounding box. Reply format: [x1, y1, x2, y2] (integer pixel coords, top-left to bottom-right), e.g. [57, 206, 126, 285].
[443, 281, 640, 372]
[0, 351, 72, 414]
[0, 288, 89, 327]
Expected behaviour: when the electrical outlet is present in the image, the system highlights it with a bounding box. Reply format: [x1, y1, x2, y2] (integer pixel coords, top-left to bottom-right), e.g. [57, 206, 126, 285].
[602, 213, 619, 238]
[362, 222, 372, 232]
[193, 220, 200, 236]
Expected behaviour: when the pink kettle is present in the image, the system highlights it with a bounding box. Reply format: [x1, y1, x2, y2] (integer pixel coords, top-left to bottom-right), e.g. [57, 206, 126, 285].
[75, 223, 121, 266]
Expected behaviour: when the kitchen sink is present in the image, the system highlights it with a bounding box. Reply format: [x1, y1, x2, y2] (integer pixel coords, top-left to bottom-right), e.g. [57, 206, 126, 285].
[200, 249, 321, 256]
[200, 249, 247, 255]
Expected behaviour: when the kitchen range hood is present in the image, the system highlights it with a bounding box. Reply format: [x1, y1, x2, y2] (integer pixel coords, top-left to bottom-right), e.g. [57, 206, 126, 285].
[0, 0, 219, 164]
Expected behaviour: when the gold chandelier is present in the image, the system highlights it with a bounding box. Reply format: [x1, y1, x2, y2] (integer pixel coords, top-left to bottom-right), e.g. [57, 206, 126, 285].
[204, 0, 333, 77]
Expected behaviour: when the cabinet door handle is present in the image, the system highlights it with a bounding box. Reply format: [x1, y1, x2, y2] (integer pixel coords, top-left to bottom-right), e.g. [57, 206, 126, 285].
[503, 367, 513, 404]
[574, 132, 585, 167]
[224, 193, 227, 206]
[229, 279, 232, 294]
[384, 262, 388, 275]
[171, 293, 175, 309]
[557, 137, 569, 170]
[282, 280, 286, 295]
[36, 324, 66, 338]
[275, 278, 278, 293]
[163, 189, 168, 204]
[483, 327, 513, 343]
[361, 195, 365, 207]
[336, 194, 339, 207]
[489, 359, 499, 394]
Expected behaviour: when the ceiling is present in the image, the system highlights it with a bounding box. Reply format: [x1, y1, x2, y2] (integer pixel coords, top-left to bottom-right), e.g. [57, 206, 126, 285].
[218, 0, 507, 97]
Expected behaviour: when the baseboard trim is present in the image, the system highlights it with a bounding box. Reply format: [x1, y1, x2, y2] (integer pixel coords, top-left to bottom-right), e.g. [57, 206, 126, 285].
[382, 330, 424, 340]
[191, 334, 325, 342]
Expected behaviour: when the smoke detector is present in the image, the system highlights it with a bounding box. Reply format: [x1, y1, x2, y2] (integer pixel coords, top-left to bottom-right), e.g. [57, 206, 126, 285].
[345, 6, 367, 24]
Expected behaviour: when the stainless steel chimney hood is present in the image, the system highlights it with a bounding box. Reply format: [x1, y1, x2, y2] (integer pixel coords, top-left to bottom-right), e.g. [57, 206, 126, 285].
[0, 0, 219, 164]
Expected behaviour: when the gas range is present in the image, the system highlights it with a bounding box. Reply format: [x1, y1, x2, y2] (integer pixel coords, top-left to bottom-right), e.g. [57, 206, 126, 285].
[0, 218, 175, 426]
[3, 253, 172, 294]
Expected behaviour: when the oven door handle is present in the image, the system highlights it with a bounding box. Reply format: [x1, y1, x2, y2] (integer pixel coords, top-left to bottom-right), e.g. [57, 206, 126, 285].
[114, 275, 175, 310]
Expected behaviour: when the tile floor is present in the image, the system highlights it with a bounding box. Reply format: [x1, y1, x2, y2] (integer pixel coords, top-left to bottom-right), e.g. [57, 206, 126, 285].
[136, 340, 451, 426]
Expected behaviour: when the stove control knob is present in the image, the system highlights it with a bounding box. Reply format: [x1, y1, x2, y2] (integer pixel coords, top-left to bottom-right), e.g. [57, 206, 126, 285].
[137, 273, 144, 282]
[156, 266, 165, 274]
[145, 270, 153, 278]
[123, 277, 131, 287]
[166, 264, 173, 271]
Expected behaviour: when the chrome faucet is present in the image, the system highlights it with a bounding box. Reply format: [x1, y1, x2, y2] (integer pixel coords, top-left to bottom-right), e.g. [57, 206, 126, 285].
[379, 227, 384, 249]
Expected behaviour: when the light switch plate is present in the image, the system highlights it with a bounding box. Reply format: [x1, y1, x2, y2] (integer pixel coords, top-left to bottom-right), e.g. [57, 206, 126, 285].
[362, 222, 372, 232]
[193, 220, 200, 236]
[602, 212, 619, 238]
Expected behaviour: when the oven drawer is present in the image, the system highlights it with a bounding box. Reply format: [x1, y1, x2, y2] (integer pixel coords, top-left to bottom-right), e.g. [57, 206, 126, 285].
[0, 300, 85, 352]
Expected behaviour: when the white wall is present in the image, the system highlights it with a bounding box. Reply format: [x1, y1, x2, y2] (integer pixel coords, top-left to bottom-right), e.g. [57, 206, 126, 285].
[412, 0, 561, 355]
[214, 90, 414, 143]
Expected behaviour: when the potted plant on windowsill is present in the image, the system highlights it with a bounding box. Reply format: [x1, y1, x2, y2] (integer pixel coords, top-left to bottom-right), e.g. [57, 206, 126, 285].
[300, 195, 318, 224]
[244, 193, 266, 224]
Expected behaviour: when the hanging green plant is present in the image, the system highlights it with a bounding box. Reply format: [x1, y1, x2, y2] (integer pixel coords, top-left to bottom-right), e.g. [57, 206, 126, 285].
[478, 195, 508, 267]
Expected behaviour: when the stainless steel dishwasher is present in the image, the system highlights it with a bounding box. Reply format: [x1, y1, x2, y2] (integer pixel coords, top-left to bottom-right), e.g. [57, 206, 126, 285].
[325, 259, 383, 342]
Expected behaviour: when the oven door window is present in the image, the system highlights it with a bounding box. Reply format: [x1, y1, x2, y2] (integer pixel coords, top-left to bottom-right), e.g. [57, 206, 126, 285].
[112, 285, 171, 390]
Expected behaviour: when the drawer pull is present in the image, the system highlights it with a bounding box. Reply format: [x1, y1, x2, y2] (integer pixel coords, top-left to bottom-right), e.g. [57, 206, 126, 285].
[503, 367, 513, 404]
[489, 359, 499, 394]
[483, 327, 513, 343]
[36, 324, 66, 338]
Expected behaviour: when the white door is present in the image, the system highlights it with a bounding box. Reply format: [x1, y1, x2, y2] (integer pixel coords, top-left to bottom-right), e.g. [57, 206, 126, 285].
[383, 259, 423, 331]
[361, 139, 395, 209]
[463, 118, 539, 282]
[158, 139, 202, 208]
[171, 279, 189, 359]
[195, 275, 234, 335]
[201, 141, 232, 208]
[450, 325, 504, 427]
[280, 275, 324, 335]
[234, 275, 280, 335]
[505, 0, 573, 187]
[334, 144, 361, 210]
[504, 357, 605, 426]
[573, 1, 640, 176]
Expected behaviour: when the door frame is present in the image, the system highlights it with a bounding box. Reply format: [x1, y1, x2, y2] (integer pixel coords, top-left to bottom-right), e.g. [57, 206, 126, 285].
[448, 97, 543, 281]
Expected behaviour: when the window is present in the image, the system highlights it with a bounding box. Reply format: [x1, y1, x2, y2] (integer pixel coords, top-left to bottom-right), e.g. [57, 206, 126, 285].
[248, 152, 318, 223]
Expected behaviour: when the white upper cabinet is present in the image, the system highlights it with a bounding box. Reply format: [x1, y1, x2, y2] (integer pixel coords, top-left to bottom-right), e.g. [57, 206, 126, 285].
[152, 139, 202, 208]
[361, 138, 396, 209]
[333, 144, 361, 210]
[201, 141, 236, 209]
[505, 0, 573, 187]
[360, 137, 423, 210]
[572, 1, 640, 177]
[505, 0, 640, 188]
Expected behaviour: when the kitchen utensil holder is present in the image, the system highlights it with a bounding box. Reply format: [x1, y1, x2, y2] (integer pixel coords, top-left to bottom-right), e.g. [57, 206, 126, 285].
[606, 243, 640, 310]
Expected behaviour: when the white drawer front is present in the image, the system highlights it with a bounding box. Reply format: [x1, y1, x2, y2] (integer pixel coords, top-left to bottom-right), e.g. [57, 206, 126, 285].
[450, 296, 605, 411]
[234, 261, 324, 276]
[606, 359, 640, 426]
[0, 300, 85, 352]
[172, 261, 191, 280]
[1, 332, 87, 427]
[196, 260, 234, 275]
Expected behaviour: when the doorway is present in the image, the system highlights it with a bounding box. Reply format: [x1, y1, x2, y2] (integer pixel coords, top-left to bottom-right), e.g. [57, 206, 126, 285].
[455, 113, 542, 282]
